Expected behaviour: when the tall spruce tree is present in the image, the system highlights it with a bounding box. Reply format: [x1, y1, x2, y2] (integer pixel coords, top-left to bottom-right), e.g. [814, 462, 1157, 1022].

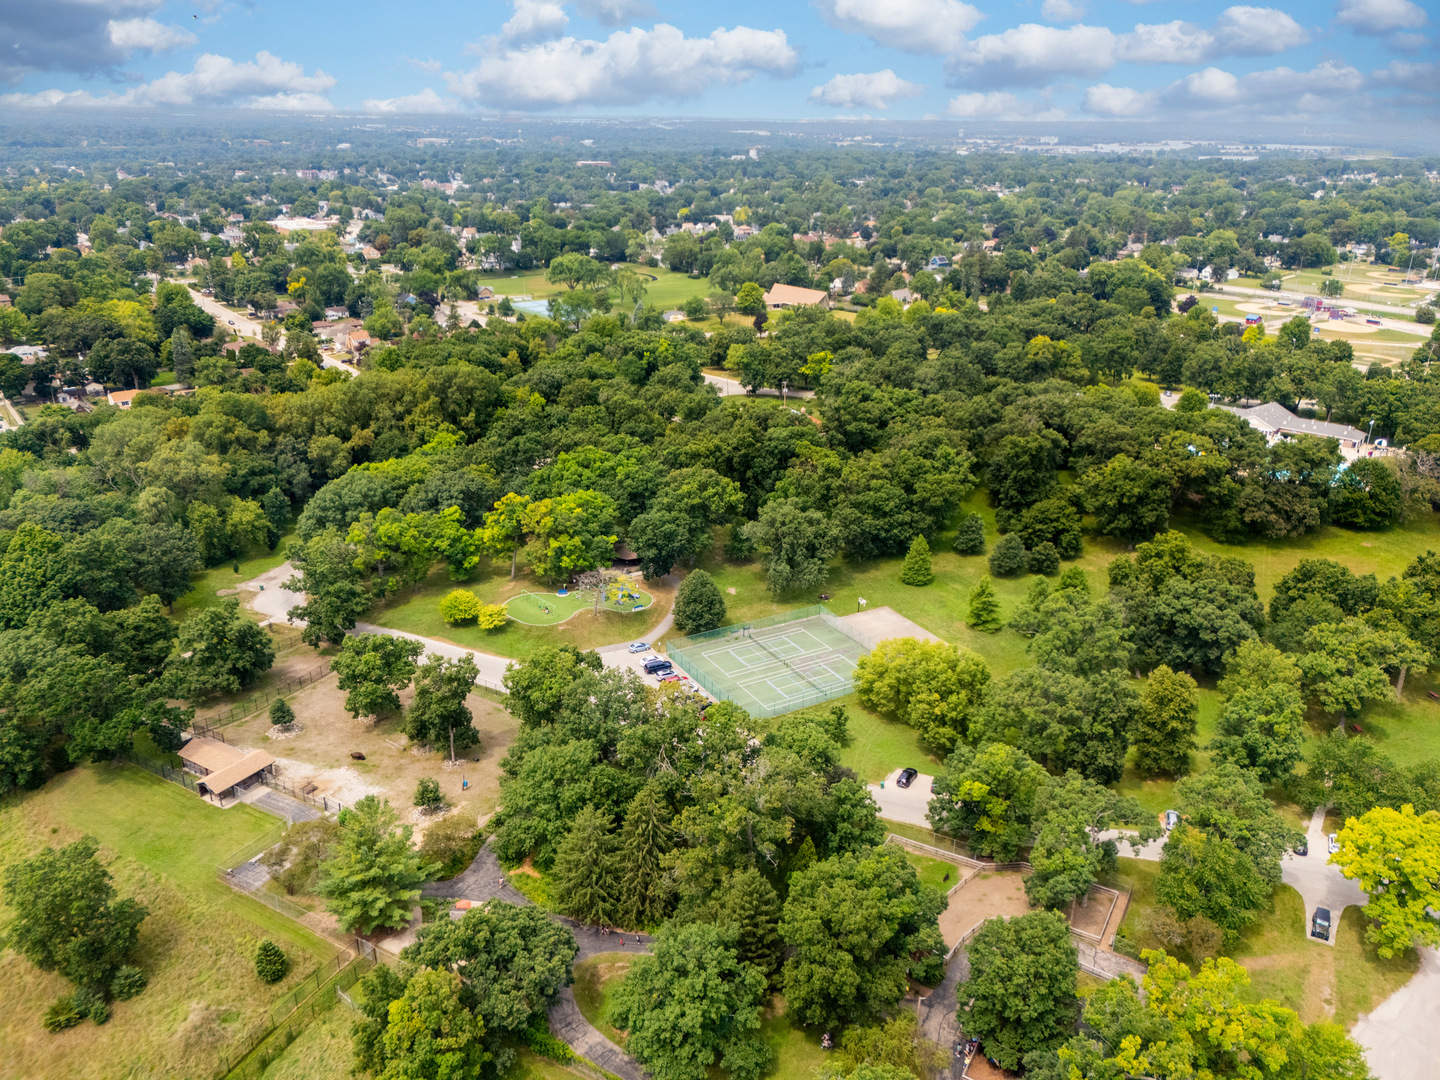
[552, 805, 619, 926]
[900, 536, 933, 586]
[170, 327, 194, 385]
[723, 867, 783, 984]
[617, 786, 674, 929]
[968, 578, 1002, 632]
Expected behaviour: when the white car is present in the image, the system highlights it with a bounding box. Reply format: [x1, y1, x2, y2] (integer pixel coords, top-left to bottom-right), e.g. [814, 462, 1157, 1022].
[1327, 833, 1340, 855]
[627, 641, 649, 653]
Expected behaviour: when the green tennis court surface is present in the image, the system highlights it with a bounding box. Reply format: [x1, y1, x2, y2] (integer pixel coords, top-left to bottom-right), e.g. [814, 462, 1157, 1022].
[668, 606, 872, 718]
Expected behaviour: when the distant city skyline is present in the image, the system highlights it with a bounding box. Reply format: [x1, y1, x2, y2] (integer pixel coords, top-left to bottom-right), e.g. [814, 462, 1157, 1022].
[0, 0, 1435, 127]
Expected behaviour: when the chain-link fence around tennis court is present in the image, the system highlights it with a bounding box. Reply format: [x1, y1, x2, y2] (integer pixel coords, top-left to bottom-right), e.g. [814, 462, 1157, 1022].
[667, 605, 874, 718]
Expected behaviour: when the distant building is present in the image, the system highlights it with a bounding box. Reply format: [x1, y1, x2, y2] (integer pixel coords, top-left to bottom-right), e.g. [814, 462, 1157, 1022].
[927, 255, 950, 271]
[324, 306, 349, 321]
[762, 283, 831, 310]
[106, 389, 145, 409]
[662, 309, 686, 323]
[1216, 402, 1367, 450]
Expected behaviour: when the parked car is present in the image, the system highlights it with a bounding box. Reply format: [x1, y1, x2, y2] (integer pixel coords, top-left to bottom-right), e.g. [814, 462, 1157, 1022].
[642, 658, 672, 674]
[1311, 906, 1332, 941]
[1327, 833, 1339, 855]
[896, 768, 919, 788]
[1164, 810, 1181, 831]
[659, 674, 681, 683]
[628, 642, 649, 653]
[1295, 837, 1308, 856]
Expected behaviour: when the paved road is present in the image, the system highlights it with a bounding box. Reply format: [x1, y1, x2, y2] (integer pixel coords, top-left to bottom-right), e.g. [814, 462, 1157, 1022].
[868, 770, 936, 828]
[186, 286, 272, 342]
[241, 563, 679, 694]
[1281, 806, 1365, 949]
[703, 372, 815, 400]
[423, 842, 652, 1080]
[1352, 947, 1440, 1080]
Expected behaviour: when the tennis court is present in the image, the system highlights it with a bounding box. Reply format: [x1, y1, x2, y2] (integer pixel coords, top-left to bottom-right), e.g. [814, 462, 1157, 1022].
[667, 606, 874, 718]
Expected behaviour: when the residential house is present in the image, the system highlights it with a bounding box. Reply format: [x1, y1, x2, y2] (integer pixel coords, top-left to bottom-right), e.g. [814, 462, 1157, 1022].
[0, 294, 11, 308]
[106, 389, 145, 409]
[476, 286, 495, 300]
[361, 245, 383, 261]
[927, 255, 950, 271]
[762, 283, 831, 310]
[662, 309, 686, 323]
[324, 306, 349, 321]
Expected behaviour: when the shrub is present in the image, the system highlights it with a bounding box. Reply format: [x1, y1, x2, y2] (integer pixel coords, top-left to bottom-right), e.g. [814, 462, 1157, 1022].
[953, 512, 985, 555]
[1026, 542, 1060, 576]
[521, 1016, 575, 1062]
[1176, 387, 1208, 413]
[110, 965, 148, 1001]
[269, 698, 295, 727]
[1417, 305, 1436, 325]
[899, 535, 933, 586]
[42, 994, 83, 1032]
[475, 603, 508, 630]
[439, 589, 482, 625]
[254, 940, 289, 984]
[988, 534, 1026, 577]
[414, 776, 443, 809]
[71, 986, 108, 1024]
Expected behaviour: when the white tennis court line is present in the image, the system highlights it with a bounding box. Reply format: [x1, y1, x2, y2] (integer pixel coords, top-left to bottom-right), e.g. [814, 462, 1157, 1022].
[702, 628, 834, 677]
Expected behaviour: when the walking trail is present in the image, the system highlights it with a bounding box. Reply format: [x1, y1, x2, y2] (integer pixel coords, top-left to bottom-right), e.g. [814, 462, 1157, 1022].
[424, 842, 654, 1080]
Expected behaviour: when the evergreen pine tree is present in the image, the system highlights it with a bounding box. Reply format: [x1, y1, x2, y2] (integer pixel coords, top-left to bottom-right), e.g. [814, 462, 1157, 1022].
[170, 327, 194, 386]
[254, 939, 289, 983]
[788, 836, 817, 878]
[953, 513, 985, 555]
[617, 785, 674, 929]
[269, 698, 295, 727]
[989, 534, 1027, 577]
[672, 569, 728, 635]
[723, 867, 782, 983]
[899, 536, 933, 586]
[968, 578, 1002, 633]
[552, 805, 619, 926]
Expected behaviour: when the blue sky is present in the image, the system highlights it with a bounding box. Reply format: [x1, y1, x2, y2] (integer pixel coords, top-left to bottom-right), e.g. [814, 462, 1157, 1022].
[0, 0, 1435, 124]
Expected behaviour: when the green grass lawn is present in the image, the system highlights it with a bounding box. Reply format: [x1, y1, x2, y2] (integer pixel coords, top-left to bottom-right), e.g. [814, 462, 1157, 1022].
[169, 533, 296, 622]
[758, 998, 826, 1079]
[149, 369, 177, 387]
[369, 564, 673, 663]
[476, 267, 712, 310]
[0, 765, 339, 1080]
[570, 952, 634, 1047]
[503, 585, 653, 626]
[774, 693, 935, 784]
[258, 1001, 353, 1080]
[905, 849, 961, 895]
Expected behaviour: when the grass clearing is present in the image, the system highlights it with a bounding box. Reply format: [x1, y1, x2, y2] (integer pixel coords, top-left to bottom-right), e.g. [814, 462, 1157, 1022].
[570, 952, 634, 1047]
[476, 267, 713, 311]
[0, 765, 339, 1080]
[171, 533, 297, 622]
[905, 849, 961, 896]
[369, 564, 674, 663]
[758, 997, 826, 1079]
[257, 1000, 354, 1080]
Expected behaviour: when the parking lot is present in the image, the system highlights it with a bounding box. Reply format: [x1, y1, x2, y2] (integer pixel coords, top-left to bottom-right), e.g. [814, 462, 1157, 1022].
[600, 643, 712, 701]
[867, 768, 936, 828]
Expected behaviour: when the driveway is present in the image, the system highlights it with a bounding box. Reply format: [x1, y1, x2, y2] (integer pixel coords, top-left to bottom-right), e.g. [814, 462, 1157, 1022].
[1352, 947, 1440, 1080]
[1281, 806, 1366, 948]
[868, 769, 935, 828]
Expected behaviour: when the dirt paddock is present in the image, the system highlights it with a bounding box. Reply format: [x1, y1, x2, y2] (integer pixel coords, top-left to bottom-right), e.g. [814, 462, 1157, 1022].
[938, 870, 1033, 947]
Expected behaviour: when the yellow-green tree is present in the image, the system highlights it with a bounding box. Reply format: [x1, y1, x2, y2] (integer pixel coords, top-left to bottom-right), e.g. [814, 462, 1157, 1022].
[1333, 804, 1440, 958]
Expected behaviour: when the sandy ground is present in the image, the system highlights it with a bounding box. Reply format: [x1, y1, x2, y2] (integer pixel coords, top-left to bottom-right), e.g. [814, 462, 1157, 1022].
[939, 870, 1032, 947]
[217, 671, 518, 833]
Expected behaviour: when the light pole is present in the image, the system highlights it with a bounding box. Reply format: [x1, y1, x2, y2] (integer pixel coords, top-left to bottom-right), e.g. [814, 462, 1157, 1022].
[780, 379, 788, 404]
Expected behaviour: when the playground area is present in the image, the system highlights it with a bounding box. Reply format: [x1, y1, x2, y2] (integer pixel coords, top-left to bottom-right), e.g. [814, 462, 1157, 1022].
[667, 605, 872, 718]
[503, 583, 653, 626]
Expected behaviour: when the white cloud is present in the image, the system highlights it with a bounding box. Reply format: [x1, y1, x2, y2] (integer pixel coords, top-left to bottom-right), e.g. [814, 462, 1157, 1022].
[570, 0, 655, 26]
[816, 0, 983, 55]
[1083, 60, 1369, 119]
[1212, 6, 1309, 54]
[0, 51, 336, 110]
[445, 24, 798, 108]
[1118, 20, 1214, 63]
[1083, 83, 1156, 116]
[945, 90, 1064, 120]
[950, 24, 1118, 85]
[809, 70, 923, 109]
[1041, 0, 1088, 22]
[1371, 59, 1440, 91]
[501, 0, 569, 44]
[362, 87, 461, 113]
[1335, 0, 1427, 33]
[107, 17, 196, 53]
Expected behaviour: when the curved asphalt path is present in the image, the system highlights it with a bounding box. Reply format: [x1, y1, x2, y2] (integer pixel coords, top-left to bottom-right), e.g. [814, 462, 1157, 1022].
[423, 842, 653, 1080]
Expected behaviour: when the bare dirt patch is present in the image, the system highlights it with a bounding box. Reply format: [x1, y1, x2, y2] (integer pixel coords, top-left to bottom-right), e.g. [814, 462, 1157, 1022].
[216, 670, 518, 826]
[939, 870, 1032, 947]
[1066, 885, 1119, 939]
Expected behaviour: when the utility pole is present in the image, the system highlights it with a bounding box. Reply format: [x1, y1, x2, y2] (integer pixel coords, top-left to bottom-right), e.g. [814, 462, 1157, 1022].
[781, 379, 788, 403]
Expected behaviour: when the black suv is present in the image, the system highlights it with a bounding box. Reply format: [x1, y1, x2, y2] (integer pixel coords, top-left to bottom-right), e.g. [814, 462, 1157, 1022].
[1311, 907, 1331, 941]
